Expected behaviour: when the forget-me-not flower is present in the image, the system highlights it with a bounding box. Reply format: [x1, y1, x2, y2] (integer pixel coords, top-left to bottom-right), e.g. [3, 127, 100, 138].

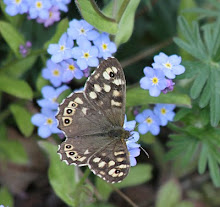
[37, 85, 69, 110]
[48, 33, 73, 63]
[152, 52, 185, 79]
[124, 115, 140, 166]
[140, 67, 167, 97]
[31, 108, 61, 138]
[135, 109, 160, 135]
[67, 19, 99, 43]
[42, 59, 63, 87]
[51, 0, 70, 12]
[28, 0, 52, 19]
[36, 6, 60, 27]
[154, 104, 175, 126]
[72, 39, 99, 70]
[162, 79, 175, 94]
[93, 33, 117, 59]
[60, 59, 84, 82]
[4, 0, 28, 16]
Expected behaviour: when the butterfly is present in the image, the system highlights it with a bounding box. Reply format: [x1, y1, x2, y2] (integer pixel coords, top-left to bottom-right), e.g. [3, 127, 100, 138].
[56, 57, 131, 183]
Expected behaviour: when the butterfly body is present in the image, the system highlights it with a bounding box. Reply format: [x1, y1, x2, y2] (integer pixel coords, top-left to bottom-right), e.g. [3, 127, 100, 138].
[56, 57, 131, 183]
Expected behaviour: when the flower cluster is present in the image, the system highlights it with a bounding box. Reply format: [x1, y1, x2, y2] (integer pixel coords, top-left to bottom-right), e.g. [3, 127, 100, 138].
[135, 104, 176, 135]
[124, 116, 140, 166]
[140, 52, 185, 97]
[19, 41, 32, 57]
[31, 19, 117, 138]
[3, 0, 70, 27]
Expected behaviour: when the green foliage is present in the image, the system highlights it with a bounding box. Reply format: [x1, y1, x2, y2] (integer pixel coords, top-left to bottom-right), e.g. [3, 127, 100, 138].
[0, 187, 14, 207]
[10, 104, 34, 137]
[174, 16, 220, 126]
[156, 180, 193, 207]
[96, 164, 152, 200]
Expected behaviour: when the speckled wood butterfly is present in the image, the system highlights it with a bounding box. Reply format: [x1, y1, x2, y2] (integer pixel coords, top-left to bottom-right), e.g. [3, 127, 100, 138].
[56, 57, 131, 183]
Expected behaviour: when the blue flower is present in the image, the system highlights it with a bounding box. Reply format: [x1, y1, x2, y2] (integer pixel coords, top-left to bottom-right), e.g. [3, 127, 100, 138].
[42, 59, 63, 87]
[67, 19, 99, 43]
[154, 104, 175, 126]
[48, 33, 73, 63]
[37, 85, 69, 110]
[72, 39, 99, 70]
[51, 0, 70, 12]
[140, 67, 167, 97]
[123, 115, 140, 166]
[4, 0, 28, 16]
[152, 52, 185, 79]
[135, 109, 160, 135]
[93, 33, 117, 59]
[162, 79, 175, 94]
[31, 108, 61, 138]
[28, 0, 52, 19]
[60, 59, 84, 82]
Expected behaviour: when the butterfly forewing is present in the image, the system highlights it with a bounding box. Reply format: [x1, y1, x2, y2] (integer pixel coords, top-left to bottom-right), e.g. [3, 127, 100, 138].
[84, 57, 126, 127]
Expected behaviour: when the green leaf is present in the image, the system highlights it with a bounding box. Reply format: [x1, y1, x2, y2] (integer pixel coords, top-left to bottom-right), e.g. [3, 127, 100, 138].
[0, 55, 37, 78]
[39, 141, 76, 206]
[174, 108, 191, 121]
[156, 180, 181, 207]
[0, 20, 25, 57]
[0, 138, 28, 164]
[0, 75, 33, 100]
[208, 151, 220, 187]
[0, 187, 14, 207]
[190, 66, 209, 99]
[10, 104, 34, 137]
[36, 73, 50, 92]
[44, 18, 69, 49]
[75, 0, 118, 34]
[126, 87, 191, 108]
[175, 201, 194, 207]
[115, 0, 141, 46]
[96, 164, 152, 200]
[199, 77, 211, 108]
[198, 143, 208, 174]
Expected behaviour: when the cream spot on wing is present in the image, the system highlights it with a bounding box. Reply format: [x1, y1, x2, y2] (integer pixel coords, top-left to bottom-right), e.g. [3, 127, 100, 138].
[68, 101, 78, 108]
[82, 107, 88, 115]
[63, 108, 76, 116]
[62, 117, 72, 126]
[101, 152, 106, 156]
[94, 84, 102, 92]
[99, 171, 105, 175]
[94, 73, 100, 79]
[74, 97, 83, 104]
[106, 67, 113, 73]
[89, 91, 97, 99]
[108, 168, 116, 175]
[103, 71, 110, 80]
[108, 160, 115, 167]
[116, 157, 125, 162]
[113, 79, 125, 86]
[111, 100, 122, 107]
[118, 172, 124, 177]
[64, 144, 74, 150]
[93, 157, 101, 163]
[118, 164, 127, 169]
[112, 67, 118, 73]
[98, 161, 106, 168]
[103, 84, 111, 92]
[113, 90, 120, 97]
[78, 156, 86, 162]
[84, 149, 90, 154]
[114, 151, 125, 156]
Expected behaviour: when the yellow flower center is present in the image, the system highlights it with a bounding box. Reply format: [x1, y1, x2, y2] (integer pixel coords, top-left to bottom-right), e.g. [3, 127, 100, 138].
[80, 28, 85, 34]
[83, 52, 90, 59]
[102, 43, 107, 50]
[145, 117, 153, 124]
[52, 97, 56, 103]
[46, 118, 53, 125]
[15, 0, 21, 4]
[164, 62, 172, 69]
[68, 65, 75, 71]
[160, 108, 166, 115]
[60, 45, 65, 51]
[53, 69, 60, 76]
[36, 1, 42, 8]
[152, 77, 159, 84]
[49, 11, 53, 18]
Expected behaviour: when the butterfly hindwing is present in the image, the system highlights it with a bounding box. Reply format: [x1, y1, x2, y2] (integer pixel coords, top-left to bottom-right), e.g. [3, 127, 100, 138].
[88, 139, 130, 183]
[84, 57, 126, 127]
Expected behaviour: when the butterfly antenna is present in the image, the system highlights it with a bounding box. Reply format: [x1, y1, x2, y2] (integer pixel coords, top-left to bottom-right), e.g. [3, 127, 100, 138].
[140, 146, 150, 158]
